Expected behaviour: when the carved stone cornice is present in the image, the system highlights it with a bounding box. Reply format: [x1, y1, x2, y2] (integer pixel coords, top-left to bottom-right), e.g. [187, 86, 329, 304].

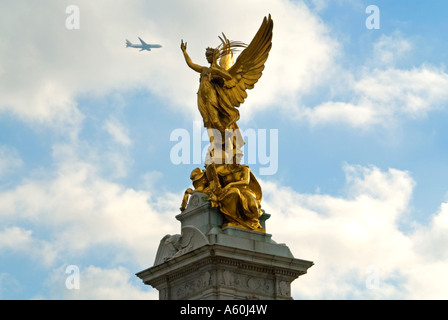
[136, 244, 313, 300]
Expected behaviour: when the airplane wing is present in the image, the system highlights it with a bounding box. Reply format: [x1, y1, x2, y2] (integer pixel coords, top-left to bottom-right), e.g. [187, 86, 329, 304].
[138, 37, 147, 45]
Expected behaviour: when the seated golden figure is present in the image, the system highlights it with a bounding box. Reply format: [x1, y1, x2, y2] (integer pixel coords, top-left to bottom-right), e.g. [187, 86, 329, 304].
[207, 163, 264, 232]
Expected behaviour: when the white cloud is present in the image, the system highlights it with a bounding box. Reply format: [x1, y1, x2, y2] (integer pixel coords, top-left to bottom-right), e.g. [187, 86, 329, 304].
[2, 0, 447, 135]
[304, 66, 448, 128]
[308, 0, 328, 11]
[303, 101, 376, 127]
[44, 265, 157, 300]
[0, 273, 22, 299]
[0, 227, 58, 267]
[265, 26, 448, 129]
[140, 170, 164, 190]
[411, 202, 448, 262]
[0, 145, 23, 177]
[0, 150, 179, 268]
[1, 140, 448, 299]
[0, 227, 33, 250]
[0, 0, 339, 129]
[103, 117, 132, 146]
[241, 0, 339, 116]
[0, 135, 180, 298]
[356, 67, 448, 116]
[262, 164, 448, 299]
[373, 33, 412, 66]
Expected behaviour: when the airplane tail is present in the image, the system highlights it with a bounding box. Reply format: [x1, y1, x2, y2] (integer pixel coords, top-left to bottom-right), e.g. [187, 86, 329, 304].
[126, 39, 132, 47]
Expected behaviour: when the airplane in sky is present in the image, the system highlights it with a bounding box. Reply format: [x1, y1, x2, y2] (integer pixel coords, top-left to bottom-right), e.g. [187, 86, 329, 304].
[126, 37, 162, 52]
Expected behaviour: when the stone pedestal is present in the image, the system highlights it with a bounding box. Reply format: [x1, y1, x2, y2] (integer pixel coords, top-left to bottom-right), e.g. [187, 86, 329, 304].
[136, 193, 313, 300]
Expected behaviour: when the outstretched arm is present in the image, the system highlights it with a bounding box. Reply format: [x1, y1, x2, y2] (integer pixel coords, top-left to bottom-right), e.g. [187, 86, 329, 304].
[181, 40, 203, 73]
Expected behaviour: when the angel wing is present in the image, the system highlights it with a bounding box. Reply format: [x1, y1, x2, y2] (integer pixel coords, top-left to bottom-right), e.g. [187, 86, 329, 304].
[216, 15, 273, 110]
[219, 33, 235, 70]
[218, 33, 246, 70]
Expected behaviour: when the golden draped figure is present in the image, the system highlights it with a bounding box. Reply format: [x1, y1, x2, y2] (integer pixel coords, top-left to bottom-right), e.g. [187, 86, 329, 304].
[180, 15, 273, 233]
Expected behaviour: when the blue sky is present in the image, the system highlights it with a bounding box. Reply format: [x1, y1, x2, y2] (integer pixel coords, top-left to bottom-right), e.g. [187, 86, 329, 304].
[1, 0, 448, 299]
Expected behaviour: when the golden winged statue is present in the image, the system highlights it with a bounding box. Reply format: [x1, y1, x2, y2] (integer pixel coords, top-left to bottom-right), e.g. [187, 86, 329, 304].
[180, 15, 273, 232]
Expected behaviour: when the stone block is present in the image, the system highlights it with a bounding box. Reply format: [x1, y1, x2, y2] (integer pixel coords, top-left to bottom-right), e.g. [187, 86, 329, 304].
[136, 192, 314, 300]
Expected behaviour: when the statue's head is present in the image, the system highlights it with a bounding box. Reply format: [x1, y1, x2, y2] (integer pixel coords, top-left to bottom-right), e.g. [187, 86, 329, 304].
[205, 47, 219, 64]
[191, 168, 209, 189]
[190, 168, 204, 181]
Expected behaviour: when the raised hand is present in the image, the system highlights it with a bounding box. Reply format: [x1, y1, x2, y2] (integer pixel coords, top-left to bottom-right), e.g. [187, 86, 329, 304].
[180, 40, 187, 52]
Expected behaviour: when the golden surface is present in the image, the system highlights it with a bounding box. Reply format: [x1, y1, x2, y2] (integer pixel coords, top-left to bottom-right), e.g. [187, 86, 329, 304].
[180, 15, 273, 233]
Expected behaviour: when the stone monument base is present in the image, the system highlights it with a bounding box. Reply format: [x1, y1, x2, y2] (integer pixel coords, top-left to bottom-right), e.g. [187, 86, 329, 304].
[136, 193, 313, 300]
